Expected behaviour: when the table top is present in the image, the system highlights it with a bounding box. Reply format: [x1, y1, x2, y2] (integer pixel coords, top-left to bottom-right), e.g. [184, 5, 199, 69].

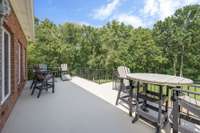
[126, 73, 193, 86]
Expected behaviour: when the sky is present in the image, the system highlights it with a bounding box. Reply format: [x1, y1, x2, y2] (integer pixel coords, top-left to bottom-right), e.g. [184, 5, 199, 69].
[35, 0, 200, 28]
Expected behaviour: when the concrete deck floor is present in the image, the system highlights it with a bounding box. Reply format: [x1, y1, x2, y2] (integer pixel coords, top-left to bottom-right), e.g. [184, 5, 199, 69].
[2, 78, 155, 133]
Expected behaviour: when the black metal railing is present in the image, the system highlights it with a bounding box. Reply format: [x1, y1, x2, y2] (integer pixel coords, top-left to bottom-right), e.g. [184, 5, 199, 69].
[77, 68, 116, 84]
[27, 66, 117, 85]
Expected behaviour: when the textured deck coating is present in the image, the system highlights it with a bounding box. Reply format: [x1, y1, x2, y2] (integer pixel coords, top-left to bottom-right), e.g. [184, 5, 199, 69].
[2, 80, 154, 133]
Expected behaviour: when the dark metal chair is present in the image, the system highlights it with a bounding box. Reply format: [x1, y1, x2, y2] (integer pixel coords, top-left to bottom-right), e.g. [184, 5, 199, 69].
[31, 66, 55, 98]
[171, 87, 200, 133]
[30, 65, 39, 90]
[115, 66, 133, 105]
[30, 64, 48, 89]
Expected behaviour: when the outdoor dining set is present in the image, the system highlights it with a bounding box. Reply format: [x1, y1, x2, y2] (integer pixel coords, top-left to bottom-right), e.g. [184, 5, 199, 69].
[28, 64, 200, 133]
[115, 66, 200, 133]
[29, 64, 70, 98]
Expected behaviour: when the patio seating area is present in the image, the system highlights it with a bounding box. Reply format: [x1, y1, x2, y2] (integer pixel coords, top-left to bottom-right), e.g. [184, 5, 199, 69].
[2, 65, 200, 133]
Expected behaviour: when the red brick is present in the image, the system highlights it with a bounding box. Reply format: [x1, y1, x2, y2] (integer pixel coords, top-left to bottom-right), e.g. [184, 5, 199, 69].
[0, 6, 28, 131]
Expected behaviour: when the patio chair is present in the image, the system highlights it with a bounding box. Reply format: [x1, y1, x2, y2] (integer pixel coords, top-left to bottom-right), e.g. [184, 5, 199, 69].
[60, 64, 71, 81]
[31, 66, 55, 98]
[171, 87, 200, 133]
[30, 64, 48, 89]
[115, 66, 134, 105]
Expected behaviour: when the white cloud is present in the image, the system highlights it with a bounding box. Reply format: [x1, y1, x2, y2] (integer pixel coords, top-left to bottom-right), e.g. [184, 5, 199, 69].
[93, 0, 122, 20]
[63, 20, 92, 26]
[143, 0, 159, 16]
[143, 0, 200, 20]
[115, 14, 145, 28]
[76, 21, 91, 26]
[91, 0, 200, 28]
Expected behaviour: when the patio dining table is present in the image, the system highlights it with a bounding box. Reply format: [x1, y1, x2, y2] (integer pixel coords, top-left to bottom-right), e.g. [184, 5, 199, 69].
[126, 73, 193, 132]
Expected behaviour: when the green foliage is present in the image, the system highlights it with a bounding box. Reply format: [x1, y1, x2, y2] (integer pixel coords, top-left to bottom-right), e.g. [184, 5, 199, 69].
[153, 4, 200, 78]
[28, 4, 200, 80]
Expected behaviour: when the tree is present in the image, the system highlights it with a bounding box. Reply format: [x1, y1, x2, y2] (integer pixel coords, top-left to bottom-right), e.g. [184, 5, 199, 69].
[153, 4, 200, 78]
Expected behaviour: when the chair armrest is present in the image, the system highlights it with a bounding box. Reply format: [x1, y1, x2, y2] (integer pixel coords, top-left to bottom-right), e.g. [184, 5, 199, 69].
[194, 80, 200, 84]
[173, 88, 200, 96]
[191, 84, 200, 89]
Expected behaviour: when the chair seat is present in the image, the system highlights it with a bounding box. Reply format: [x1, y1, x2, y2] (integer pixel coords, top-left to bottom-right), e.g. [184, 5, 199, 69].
[179, 119, 200, 133]
[179, 95, 200, 106]
[61, 74, 71, 81]
[179, 95, 200, 116]
[46, 74, 54, 80]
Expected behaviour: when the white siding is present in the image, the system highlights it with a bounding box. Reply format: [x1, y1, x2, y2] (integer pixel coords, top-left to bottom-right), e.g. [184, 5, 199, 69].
[9, 0, 34, 40]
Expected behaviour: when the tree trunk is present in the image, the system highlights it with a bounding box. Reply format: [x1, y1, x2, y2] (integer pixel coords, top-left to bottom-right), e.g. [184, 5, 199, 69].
[173, 55, 177, 76]
[180, 45, 184, 77]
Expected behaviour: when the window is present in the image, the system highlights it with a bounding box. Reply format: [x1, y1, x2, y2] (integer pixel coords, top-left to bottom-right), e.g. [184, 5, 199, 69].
[23, 48, 26, 80]
[1, 28, 11, 104]
[16, 42, 20, 85]
[20, 46, 23, 81]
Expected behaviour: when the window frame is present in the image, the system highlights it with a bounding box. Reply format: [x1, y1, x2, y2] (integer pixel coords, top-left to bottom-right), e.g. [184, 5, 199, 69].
[1, 27, 11, 104]
[17, 42, 21, 85]
[23, 48, 26, 80]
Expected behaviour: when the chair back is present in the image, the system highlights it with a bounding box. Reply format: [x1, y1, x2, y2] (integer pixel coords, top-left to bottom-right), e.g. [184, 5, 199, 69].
[39, 64, 48, 71]
[117, 66, 130, 87]
[33, 65, 45, 81]
[32, 64, 39, 73]
[171, 88, 200, 133]
[117, 66, 130, 78]
[61, 64, 68, 71]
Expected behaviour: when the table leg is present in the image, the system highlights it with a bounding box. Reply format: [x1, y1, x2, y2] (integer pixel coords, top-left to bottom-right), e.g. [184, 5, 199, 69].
[157, 85, 163, 133]
[172, 86, 180, 133]
[129, 80, 133, 116]
[165, 86, 170, 112]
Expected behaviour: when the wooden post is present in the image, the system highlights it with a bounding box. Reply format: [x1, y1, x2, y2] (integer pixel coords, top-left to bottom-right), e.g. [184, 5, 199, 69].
[157, 85, 163, 133]
[172, 88, 179, 133]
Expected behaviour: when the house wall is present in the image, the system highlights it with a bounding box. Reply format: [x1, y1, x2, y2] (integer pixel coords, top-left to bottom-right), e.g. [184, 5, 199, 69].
[0, 5, 27, 132]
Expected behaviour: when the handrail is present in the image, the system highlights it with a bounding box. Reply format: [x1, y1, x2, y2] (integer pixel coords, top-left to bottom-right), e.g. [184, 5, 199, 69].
[27, 66, 116, 85]
[77, 68, 115, 84]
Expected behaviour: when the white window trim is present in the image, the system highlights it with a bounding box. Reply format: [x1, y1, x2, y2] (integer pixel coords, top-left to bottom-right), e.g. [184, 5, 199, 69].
[23, 48, 26, 80]
[1, 27, 11, 104]
[17, 42, 20, 85]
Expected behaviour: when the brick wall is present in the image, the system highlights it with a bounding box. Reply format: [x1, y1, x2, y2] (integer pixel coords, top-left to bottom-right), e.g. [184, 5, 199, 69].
[0, 6, 28, 132]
